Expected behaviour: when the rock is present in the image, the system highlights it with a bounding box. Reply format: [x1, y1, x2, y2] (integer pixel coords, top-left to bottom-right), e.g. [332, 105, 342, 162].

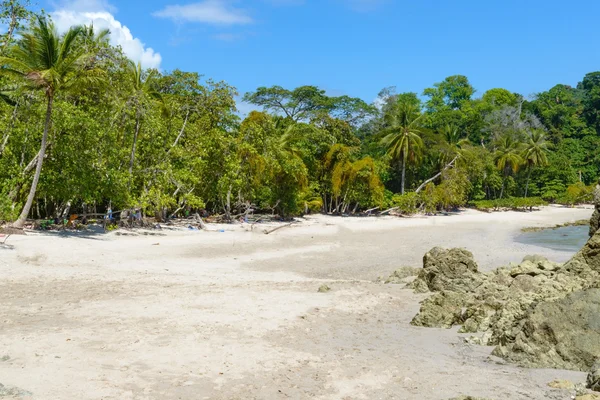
[548, 379, 575, 390]
[317, 285, 331, 293]
[411, 247, 481, 293]
[448, 396, 493, 400]
[385, 266, 420, 284]
[408, 212, 600, 372]
[577, 394, 600, 400]
[410, 291, 469, 328]
[509, 256, 560, 277]
[587, 360, 600, 392]
[591, 209, 600, 238]
[494, 289, 600, 371]
[591, 181, 600, 237]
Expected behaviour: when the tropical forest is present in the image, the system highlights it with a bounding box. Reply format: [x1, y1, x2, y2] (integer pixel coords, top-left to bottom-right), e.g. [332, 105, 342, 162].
[1, 4, 599, 227]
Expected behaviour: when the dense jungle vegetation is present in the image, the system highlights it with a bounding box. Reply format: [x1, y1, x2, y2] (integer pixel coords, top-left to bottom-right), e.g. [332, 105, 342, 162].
[0, 2, 598, 226]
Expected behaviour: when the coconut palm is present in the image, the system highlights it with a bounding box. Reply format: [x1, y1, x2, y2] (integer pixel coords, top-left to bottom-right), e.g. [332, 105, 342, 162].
[380, 102, 424, 194]
[521, 129, 550, 197]
[493, 133, 524, 198]
[0, 16, 104, 228]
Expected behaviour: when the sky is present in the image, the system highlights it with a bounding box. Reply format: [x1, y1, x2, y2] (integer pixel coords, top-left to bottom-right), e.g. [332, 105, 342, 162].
[43, 0, 600, 111]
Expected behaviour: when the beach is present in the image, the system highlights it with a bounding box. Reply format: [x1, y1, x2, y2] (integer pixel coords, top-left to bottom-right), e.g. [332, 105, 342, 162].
[0, 205, 594, 399]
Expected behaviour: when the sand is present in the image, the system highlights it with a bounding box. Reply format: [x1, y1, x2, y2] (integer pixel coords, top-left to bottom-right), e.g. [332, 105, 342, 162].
[0, 205, 593, 399]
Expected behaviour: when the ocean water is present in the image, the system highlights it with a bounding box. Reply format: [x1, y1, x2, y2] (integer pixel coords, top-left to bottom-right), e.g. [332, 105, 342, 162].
[515, 225, 589, 253]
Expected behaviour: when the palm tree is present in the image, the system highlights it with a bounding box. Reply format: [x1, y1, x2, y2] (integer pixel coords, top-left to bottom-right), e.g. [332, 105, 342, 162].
[522, 130, 550, 197]
[493, 134, 524, 198]
[380, 102, 424, 194]
[123, 59, 163, 177]
[0, 16, 104, 228]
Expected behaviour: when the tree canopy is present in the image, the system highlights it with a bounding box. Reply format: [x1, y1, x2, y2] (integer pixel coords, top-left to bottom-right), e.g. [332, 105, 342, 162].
[0, 3, 598, 225]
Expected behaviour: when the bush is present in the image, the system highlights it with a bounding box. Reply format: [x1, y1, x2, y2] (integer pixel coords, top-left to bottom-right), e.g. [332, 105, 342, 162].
[470, 197, 547, 212]
[0, 192, 17, 223]
[388, 192, 420, 214]
[556, 182, 594, 206]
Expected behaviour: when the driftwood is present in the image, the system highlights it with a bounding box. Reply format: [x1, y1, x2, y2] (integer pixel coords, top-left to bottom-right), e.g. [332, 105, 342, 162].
[364, 206, 379, 214]
[0, 233, 13, 249]
[379, 207, 400, 215]
[264, 223, 293, 235]
[415, 155, 459, 193]
[193, 213, 208, 230]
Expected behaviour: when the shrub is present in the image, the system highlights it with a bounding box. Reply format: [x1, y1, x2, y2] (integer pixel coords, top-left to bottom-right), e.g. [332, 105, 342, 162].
[388, 192, 420, 214]
[556, 182, 594, 205]
[470, 197, 547, 212]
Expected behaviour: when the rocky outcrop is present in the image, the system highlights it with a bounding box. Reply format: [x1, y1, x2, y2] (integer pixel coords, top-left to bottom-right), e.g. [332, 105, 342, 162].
[591, 180, 600, 237]
[410, 220, 600, 370]
[588, 360, 600, 392]
[411, 290, 468, 328]
[410, 247, 482, 293]
[384, 266, 420, 284]
[492, 289, 600, 371]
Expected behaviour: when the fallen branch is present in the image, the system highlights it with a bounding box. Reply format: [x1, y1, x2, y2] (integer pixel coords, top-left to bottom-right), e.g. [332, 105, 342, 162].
[264, 223, 293, 235]
[379, 207, 399, 215]
[364, 206, 379, 214]
[193, 213, 208, 230]
[415, 155, 459, 193]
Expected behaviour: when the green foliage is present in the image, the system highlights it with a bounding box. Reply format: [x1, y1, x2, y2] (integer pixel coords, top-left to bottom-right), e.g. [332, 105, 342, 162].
[557, 182, 595, 205]
[0, 3, 598, 223]
[471, 197, 548, 212]
[388, 192, 420, 214]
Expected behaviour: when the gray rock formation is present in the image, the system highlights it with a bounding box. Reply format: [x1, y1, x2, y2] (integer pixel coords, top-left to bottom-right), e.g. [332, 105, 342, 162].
[410, 247, 482, 293]
[410, 216, 600, 370]
[492, 289, 600, 371]
[587, 360, 600, 392]
[591, 180, 600, 237]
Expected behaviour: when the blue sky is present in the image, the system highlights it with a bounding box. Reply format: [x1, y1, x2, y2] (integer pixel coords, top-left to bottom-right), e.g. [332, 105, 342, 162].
[46, 0, 600, 108]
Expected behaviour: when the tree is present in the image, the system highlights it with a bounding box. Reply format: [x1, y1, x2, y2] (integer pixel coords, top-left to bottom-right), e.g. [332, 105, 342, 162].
[481, 88, 517, 108]
[380, 102, 424, 194]
[423, 75, 474, 111]
[123, 59, 163, 177]
[0, 16, 104, 227]
[493, 134, 523, 198]
[0, 0, 34, 54]
[522, 130, 550, 197]
[243, 85, 375, 124]
[243, 85, 329, 121]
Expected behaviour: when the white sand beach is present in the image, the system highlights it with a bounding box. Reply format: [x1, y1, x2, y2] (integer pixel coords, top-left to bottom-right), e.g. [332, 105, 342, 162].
[0, 205, 594, 399]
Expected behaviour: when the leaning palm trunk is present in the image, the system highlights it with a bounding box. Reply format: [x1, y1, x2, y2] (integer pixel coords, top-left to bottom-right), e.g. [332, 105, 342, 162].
[524, 166, 532, 198]
[400, 151, 407, 195]
[13, 95, 53, 228]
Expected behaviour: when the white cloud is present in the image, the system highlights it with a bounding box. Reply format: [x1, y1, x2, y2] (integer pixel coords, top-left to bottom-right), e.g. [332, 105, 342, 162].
[153, 1, 253, 25]
[51, 1, 162, 69]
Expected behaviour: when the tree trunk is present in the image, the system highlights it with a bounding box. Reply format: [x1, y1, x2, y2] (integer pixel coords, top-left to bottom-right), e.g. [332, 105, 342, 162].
[13, 95, 54, 228]
[170, 109, 189, 149]
[400, 151, 407, 195]
[524, 167, 532, 198]
[415, 155, 459, 193]
[500, 179, 505, 199]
